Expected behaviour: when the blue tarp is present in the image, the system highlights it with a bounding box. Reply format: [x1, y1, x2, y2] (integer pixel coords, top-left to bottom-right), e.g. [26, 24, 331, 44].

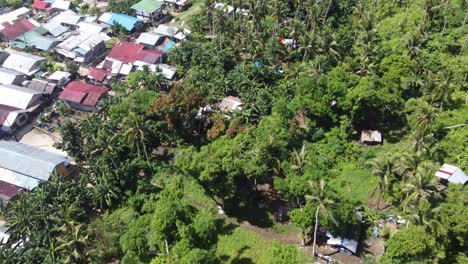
[162, 41, 176, 52]
[108, 13, 142, 31]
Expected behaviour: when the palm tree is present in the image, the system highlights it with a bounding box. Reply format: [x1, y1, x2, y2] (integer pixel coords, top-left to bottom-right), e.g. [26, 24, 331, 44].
[55, 222, 90, 264]
[290, 145, 308, 175]
[306, 179, 336, 259]
[409, 99, 437, 136]
[118, 112, 150, 165]
[368, 156, 396, 210]
[401, 163, 442, 213]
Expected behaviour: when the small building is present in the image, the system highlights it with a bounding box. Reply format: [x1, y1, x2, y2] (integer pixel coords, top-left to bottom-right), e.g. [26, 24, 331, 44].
[164, 0, 191, 12]
[98, 12, 143, 32]
[435, 164, 468, 185]
[218, 96, 243, 113]
[136, 32, 163, 48]
[33, 0, 53, 13]
[0, 18, 36, 42]
[0, 8, 31, 31]
[55, 32, 110, 64]
[0, 141, 70, 191]
[51, 0, 71, 11]
[0, 67, 25, 85]
[0, 104, 29, 133]
[326, 234, 358, 256]
[27, 78, 58, 95]
[10, 27, 62, 51]
[360, 130, 382, 145]
[87, 66, 108, 83]
[154, 24, 179, 37]
[77, 21, 108, 35]
[47, 70, 71, 86]
[58, 81, 109, 111]
[2, 52, 46, 76]
[131, 0, 165, 22]
[0, 84, 43, 110]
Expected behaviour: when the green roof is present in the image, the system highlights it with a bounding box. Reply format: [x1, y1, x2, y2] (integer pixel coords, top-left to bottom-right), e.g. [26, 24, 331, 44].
[11, 28, 60, 51]
[131, 0, 164, 13]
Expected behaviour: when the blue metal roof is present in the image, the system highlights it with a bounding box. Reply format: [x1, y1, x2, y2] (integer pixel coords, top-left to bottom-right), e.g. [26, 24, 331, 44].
[0, 141, 68, 184]
[162, 41, 176, 52]
[108, 13, 142, 31]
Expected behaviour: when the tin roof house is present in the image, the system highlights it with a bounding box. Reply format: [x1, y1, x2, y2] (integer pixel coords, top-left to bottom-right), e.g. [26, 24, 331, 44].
[2, 52, 46, 76]
[58, 81, 109, 111]
[98, 12, 143, 31]
[360, 130, 382, 145]
[55, 32, 110, 64]
[0, 141, 70, 196]
[0, 18, 37, 42]
[0, 67, 25, 85]
[435, 164, 468, 185]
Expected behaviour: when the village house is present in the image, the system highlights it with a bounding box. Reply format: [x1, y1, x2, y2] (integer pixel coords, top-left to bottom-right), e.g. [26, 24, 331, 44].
[435, 164, 468, 185]
[0, 84, 43, 133]
[101, 41, 165, 78]
[0, 141, 70, 206]
[43, 10, 84, 37]
[55, 31, 110, 64]
[98, 12, 143, 32]
[47, 70, 71, 87]
[0, 7, 31, 31]
[360, 130, 383, 145]
[10, 26, 62, 51]
[33, 0, 71, 13]
[131, 0, 165, 22]
[0, 67, 26, 86]
[136, 32, 164, 48]
[0, 18, 37, 42]
[164, 0, 191, 12]
[2, 51, 46, 77]
[27, 78, 58, 95]
[58, 81, 109, 111]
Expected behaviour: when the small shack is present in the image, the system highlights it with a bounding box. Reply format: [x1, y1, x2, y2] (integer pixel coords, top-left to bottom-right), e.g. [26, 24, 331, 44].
[326, 232, 359, 256]
[58, 81, 109, 111]
[435, 164, 468, 185]
[218, 96, 243, 113]
[360, 130, 382, 145]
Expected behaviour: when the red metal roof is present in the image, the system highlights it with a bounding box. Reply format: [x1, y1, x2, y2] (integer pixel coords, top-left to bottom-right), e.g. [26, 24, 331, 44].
[33, 0, 50, 10]
[59, 81, 109, 106]
[135, 50, 162, 64]
[88, 67, 108, 82]
[0, 180, 23, 207]
[107, 42, 144, 64]
[0, 19, 36, 41]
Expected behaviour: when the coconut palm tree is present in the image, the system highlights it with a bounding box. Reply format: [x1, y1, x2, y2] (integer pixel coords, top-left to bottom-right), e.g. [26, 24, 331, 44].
[306, 179, 336, 259]
[55, 222, 90, 264]
[118, 112, 150, 165]
[401, 163, 442, 213]
[368, 155, 396, 209]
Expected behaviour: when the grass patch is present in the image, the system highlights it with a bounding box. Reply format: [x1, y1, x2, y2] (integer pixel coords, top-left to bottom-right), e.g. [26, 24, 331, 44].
[272, 222, 300, 235]
[331, 163, 377, 203]
[173, 0, 203, 26]
[216, 227, 274, 264]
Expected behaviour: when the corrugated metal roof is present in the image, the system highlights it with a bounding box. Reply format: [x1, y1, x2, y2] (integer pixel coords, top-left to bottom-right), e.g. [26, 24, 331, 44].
[154, 24, 178, 37]
[59, 81, 108, 106]
[2, 52, 46, 76]
[43, 20, 68, 36]
[0, 84, 42, 109]
[87, 67, 107, 81]
[132, 0, 164, 12]
[108, 41, 144, 63]
[0, 67, 23, 85]
[135, 49, 162, 64]
[136, 32, 162, 46]
[33, 1, 51, 10]
[99, 12, 141, 31]
[0, 19, 36, 40]
[0, 141, 68, 185]
[0, 180, 23, 205]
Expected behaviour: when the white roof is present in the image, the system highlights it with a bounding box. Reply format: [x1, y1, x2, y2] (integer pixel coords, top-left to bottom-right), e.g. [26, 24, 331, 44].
[1, 111, 19, 132]
[0, 67, 23, 85]
[51, 0, 71, 10]
[155, 64, 176, 80]
[154, 24, 179, 37]
[2, 52, 46, 76]
[0, 141, 68, 190]
[326, 234, 358, 254]
[78, 33, 110, 52]
[174, 28, 191, 41]
[43, 20, 69, 37]
[48, 71, 71, 81]
[136, 32, 163, 46]
[110, 60, 123, 74]
[0, 84, 42, 110]
[56, 32, 108, 57]
[77, 21, 107, 34]
[98, 12, 113, 24]
[119, 63, 133, 75]
[0, 7, 30, 30]
[435, 164, 468, 184]
[49, 10, 82, 25]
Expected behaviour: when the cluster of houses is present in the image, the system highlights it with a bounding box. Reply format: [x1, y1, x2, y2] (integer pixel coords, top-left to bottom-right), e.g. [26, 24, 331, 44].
[0, 2, 191, 134]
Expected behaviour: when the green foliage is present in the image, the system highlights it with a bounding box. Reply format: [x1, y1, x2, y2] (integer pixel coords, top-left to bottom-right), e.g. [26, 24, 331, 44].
[381, 226, 437, 263]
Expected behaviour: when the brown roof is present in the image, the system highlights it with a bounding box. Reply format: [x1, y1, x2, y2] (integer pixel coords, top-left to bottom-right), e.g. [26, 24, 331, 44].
[0, 180, 23, 207]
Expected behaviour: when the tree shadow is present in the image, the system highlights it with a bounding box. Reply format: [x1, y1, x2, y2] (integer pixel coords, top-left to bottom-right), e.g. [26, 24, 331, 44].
[217, 220, 238, 236]
[223, 194, 274, 228]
